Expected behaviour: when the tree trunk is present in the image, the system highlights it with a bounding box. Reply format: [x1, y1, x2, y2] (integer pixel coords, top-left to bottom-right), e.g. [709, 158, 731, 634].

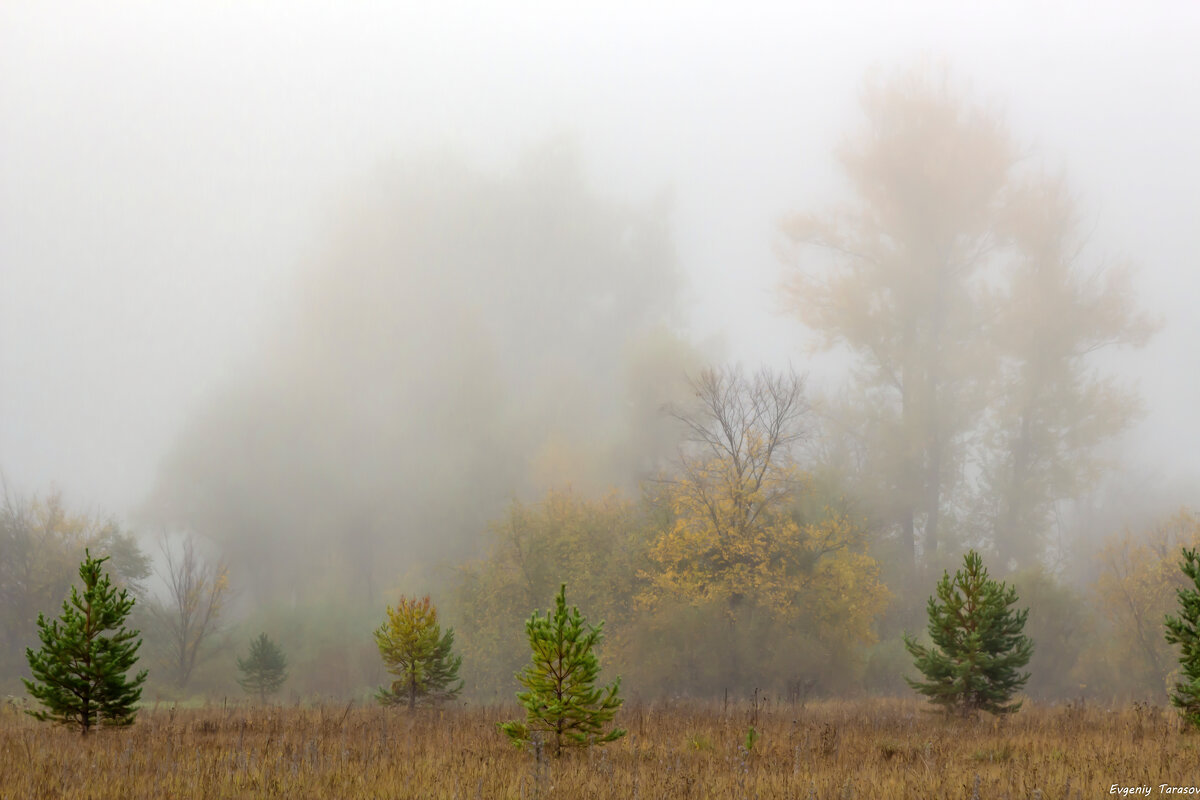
[81, 688, 91, 736]
[900, 508, 916, 568]
[923, 263, 947, 560]
[727, 597, 742, 685]
[997, 412, 1033, 570]
[899, 365, 918, 567]
[924, 442, 941, 559]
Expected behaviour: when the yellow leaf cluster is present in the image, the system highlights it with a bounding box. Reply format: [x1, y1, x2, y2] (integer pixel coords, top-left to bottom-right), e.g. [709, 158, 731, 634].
[644, 456, 889, 652]
[1094, 510, 1200, 689]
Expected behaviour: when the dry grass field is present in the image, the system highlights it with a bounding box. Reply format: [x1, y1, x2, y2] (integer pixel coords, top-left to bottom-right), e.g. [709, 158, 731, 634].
[2, 698, 1198, 799]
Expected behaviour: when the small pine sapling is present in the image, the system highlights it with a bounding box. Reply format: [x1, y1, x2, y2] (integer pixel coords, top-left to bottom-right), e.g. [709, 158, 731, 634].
[499, 584, 626, 756]
[236, 632, 289, 704]
[904, 550, 1033, 716]
[1165, 547, 1200, 728]
[23, 550, 148, 735]
[374, 595, 463, 710]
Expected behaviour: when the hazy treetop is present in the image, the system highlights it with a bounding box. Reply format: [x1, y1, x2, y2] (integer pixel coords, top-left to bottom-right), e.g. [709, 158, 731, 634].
[2, 2, 1198, 517]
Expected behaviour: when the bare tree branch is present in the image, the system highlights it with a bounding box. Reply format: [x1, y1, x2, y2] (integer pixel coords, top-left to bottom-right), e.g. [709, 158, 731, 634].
[152, 533, 230, 690]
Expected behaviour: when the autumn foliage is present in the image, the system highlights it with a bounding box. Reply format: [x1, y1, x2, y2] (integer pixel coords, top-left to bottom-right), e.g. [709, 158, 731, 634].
[375, 595, 463, 710]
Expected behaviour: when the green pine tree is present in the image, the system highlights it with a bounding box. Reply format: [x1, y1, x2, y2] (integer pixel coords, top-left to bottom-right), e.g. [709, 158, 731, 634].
[903, 550, 1033, 716]
[23, 550, 147, 735]
[374, 595, 463, 710]
[499, 584, 626, 756]
[236, 632, 289, 704]
[1165, 547, 1200, 728]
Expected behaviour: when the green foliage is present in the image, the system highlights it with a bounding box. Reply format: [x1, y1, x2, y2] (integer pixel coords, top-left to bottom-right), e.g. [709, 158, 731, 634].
[499, 584, 626, 756]
[1010, 567, 1092, 700]
[236, 633, 288, 703]
[23, 550, 147, 734]
[230, 587, 385, 699]
[0, 489, 150, 691]
[862, 637, 913, 696]
[452, 489, 646, 697]
[457, 478, 887, 699]
[1165, 547, 1200, 728]
[374, 596, 462, 710]
[904, 550, 1033, 716]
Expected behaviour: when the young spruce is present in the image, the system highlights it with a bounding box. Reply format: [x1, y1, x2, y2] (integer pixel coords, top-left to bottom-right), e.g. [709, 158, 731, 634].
[23, 550, 147, 735]
[500, 584, 625, 756]
[237, 632, 289, 704]
[374, 595, 463, 710]
[904, 550, 1033, 716]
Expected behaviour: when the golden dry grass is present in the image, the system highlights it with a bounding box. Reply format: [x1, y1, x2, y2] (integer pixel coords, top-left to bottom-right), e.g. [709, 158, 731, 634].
[1, 698, 1198, 799]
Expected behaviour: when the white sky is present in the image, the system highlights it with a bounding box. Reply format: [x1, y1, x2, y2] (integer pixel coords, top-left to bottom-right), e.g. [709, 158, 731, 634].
[2, 1, 1198, 517]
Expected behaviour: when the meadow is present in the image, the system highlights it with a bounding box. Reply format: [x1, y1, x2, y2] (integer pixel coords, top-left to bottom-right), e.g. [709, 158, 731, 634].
[2, 698, 1198, 799]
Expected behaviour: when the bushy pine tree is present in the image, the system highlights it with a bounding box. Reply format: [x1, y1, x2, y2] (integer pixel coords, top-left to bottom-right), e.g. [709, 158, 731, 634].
[500, 584, 625, 756]
[904, 550, 1033, 716]
[374, 595, 462, 710]
[1165, 547, 1200, 728]
[236, 633, 288, 704]
[23, 550, 147, 735]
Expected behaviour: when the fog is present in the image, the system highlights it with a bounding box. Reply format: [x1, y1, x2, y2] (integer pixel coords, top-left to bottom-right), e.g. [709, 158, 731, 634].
[3, 3, 1200, 698]
[4, 3, 1198, 514]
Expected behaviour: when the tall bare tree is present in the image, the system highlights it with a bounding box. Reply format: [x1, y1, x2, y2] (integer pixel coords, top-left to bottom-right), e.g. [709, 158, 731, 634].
[666, 367, 810, 554]
[153, 534, 229, 690]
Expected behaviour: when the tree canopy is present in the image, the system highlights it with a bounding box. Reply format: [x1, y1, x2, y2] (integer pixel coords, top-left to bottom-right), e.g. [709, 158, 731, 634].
[146, 142, 699, 607]
[780, 65, 1154, 569]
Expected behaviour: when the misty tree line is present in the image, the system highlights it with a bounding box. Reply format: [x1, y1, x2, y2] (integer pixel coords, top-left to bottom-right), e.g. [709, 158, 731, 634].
[0, 490, 234, 696]
[5, 467, 1199, 705]
[1, 65, 1191, 703]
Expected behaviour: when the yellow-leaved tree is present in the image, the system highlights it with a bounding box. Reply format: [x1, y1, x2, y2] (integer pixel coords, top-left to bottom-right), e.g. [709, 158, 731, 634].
[1092, 511, 1200, 698]
[642, 367, 889, 692]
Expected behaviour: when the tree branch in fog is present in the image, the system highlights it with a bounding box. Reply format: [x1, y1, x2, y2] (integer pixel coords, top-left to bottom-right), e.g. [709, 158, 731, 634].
[152, 533, 230, 691]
